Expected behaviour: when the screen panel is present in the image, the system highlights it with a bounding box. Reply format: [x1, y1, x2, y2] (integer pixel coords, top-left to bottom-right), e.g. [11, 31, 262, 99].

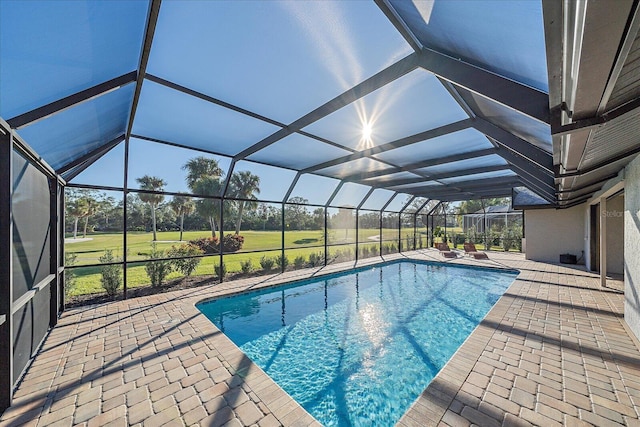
[69, 142, 125, 188]
[222, 201, 282, 252]
[415, 154, 507, 176]
[0, 0, 147, 119]
[65, 189, 124, 267]
[358, 209, 381, 260]
[389, 0, 548, 91]
[288, 174, 340, 205]
[327, 207, 356, 245]
[231, 161, 297, 203]
[12, 151, 51, 302]
[373, 128, 494, 167]
[329, 183, 372, 208]
[303, 69, 469, 150]
[147, 0, 412, 123]
[17, 85, 134, 170]
[247, 134, 352, 170]
[127, 138, 232, 195]
[359, 189, 396, 210]
[11, 284, 50, 380]
[132, 80, 280, 156]
[456, 87, 552, 152]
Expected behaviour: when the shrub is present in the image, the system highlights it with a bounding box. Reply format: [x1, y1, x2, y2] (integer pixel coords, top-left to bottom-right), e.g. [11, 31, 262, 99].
[450, 233, 464, 249]
[501, 228, 520, 252]
[240, 259, 254, 274]
[466, 227, 478, 245]
[293, 255, 306, 269]
[215, 263, 227, 279]
[489, 233, 500, 249]
[308, 251, 324, 267]
[405, 234, 413, 251]
[260, 256, 275, 271]
[64, 252, 78, 298]
[370, 245, 379, 256]
[381, 243, 397, 254]
[221, 234, 244, 253]
[513, 226, 523, 252]
[167, 243, 203, 277]
[276, 254, 289, 270]
[359, 246, 370, 259]
[332, 248, 352, 263]
[188, 236, 219, 254]
[99, 250, 122, 296]
[145, 244, 173, 287]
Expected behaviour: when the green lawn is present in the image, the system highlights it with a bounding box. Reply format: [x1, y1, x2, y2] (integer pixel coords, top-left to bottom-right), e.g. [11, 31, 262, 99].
[65, 227, 522, 298]
[65, 229, 410, 297]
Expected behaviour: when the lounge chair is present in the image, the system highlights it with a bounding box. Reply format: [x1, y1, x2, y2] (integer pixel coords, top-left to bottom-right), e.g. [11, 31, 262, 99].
[463, 243, 489, 259]
[436, 242, 457, 258]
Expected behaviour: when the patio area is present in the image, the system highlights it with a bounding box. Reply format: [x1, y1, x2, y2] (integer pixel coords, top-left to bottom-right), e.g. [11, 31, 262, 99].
[0, 250, 637, 427]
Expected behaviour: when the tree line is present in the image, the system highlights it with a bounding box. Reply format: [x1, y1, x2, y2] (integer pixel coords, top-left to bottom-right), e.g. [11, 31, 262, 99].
[65, 156, 409, 239]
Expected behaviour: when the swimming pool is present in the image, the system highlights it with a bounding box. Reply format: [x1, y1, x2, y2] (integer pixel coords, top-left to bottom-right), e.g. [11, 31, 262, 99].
[196, 261, 517, 426]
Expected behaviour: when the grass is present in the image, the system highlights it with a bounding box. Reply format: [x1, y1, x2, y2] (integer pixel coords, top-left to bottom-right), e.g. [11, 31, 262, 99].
[65, 229, 409, 296]
[65, 227, 520, 297]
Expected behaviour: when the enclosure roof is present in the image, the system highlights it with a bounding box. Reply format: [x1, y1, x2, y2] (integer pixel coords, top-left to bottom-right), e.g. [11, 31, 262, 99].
[2, 1, 639, 207]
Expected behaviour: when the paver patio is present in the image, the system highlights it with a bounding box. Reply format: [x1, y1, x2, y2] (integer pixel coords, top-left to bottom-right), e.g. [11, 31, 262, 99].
[0, 250, 638, 426]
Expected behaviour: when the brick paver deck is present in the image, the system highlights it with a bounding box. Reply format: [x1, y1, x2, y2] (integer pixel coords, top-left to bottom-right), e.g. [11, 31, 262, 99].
[1, 250, 639, 426]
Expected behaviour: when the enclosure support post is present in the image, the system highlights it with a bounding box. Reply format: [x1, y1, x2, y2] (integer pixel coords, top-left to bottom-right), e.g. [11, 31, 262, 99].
[123, 138, 130, 298]
[427, 214, 435, 247]
[59, 182, 65, 313]
[355, 208, 359, 263]
[281, 202, 286, 273]
[219, 199, 224, 282]
[600, 196, 607, 287]
[324, 207, 328, 266]
[49, 179, 59, 328]
[443, 207, 447, 244]
[0, 126, 14, 413]
[379, 213, 383, 256]
[481, 198, 487, 250]
[397, 214, 401, 252]
[413, 212, 417, 250]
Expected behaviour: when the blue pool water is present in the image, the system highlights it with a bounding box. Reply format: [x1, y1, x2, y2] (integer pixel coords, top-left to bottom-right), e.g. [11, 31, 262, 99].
[197, 261, 517, 426]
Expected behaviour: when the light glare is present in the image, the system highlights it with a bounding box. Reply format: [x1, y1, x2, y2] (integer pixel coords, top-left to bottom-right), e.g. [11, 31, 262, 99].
[362, 123, 373, 140]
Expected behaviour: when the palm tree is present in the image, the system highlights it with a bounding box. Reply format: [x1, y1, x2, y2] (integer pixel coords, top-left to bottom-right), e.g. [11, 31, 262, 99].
[192, 177, 222, 238]
[183, 156, 223, 189]
[136, 175, 166, 241]
[170, 196, 195, 241]
[183, 157, 224, 237]
[229, 171, 260, 235]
